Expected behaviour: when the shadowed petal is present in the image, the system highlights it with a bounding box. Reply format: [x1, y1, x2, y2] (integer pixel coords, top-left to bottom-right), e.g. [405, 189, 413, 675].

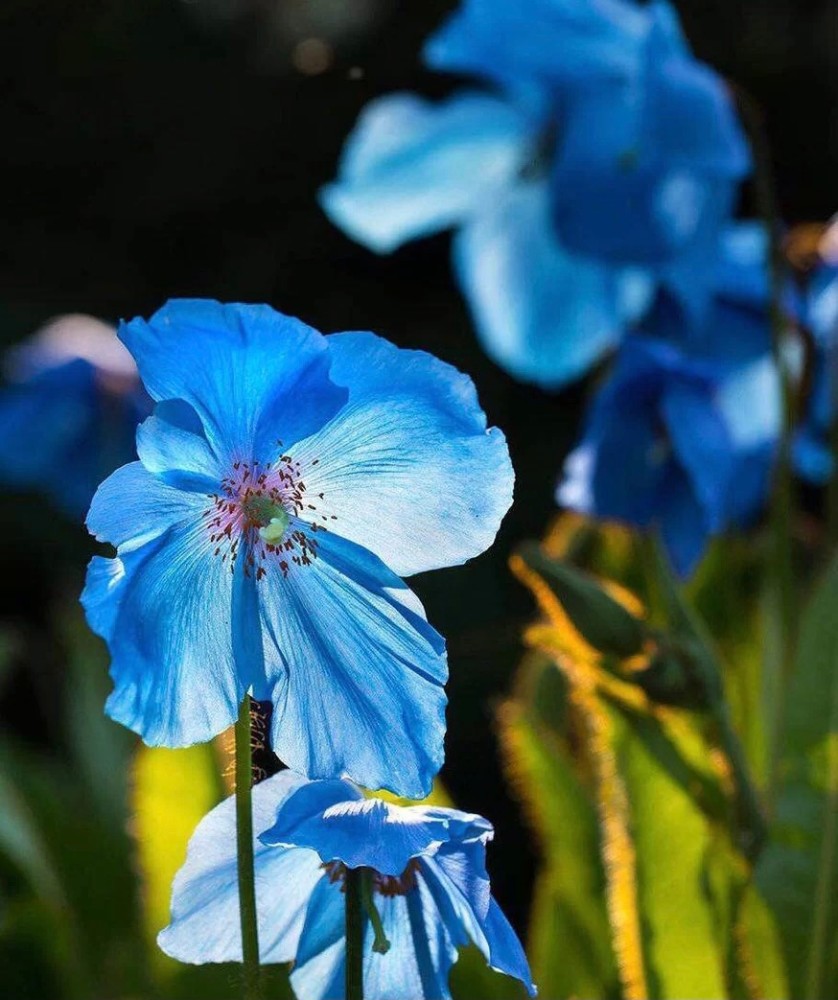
[264, 786, 460, 876]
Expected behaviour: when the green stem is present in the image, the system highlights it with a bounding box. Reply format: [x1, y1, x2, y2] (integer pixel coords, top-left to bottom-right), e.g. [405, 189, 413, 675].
[642, 535, 767, 860]
[345, 868, 365, 1000]
[235, 695, 261, 1000]
[735, 87, 797, 805]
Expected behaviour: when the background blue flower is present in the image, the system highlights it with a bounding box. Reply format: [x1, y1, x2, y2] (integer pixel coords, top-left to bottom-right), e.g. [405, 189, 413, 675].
[0, 314, 149, 519]
[83, 300, 514, 798]
[793, 243, 838, 484]
[558, 226, 782, 576]
[322, 0, 749, 390]
[159, 771, 536, 1000]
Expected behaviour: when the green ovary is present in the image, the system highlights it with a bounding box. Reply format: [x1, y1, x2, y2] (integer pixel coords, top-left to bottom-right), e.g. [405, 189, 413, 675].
[241, 494, 290, 543]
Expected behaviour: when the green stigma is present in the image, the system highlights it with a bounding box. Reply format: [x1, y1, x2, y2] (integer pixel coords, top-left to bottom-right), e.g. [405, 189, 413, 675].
[258, 510, 290, 544]
[241, 494, 291, 543]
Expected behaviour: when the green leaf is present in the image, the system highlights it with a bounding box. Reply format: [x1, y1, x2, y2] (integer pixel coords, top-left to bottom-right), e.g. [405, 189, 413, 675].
[611, 707, 732, 999]
[756, 551, 838, 999]
[516, 542, 647, 659]
[450, 945, 531, 1000]
[499, 654, 619, 999]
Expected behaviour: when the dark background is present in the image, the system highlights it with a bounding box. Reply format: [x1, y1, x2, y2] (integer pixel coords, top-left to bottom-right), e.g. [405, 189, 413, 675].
[0, 0, 835, 936]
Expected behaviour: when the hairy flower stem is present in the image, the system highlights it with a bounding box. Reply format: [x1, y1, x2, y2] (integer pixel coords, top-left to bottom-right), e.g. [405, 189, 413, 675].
[735, 86, 797, 805]
[345, 868, 365, 1000]
[235, 694, 262, 1000]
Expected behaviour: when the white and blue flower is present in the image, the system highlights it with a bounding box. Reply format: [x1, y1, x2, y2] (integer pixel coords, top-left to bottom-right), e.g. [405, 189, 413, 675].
[159, 771, 536, 1000]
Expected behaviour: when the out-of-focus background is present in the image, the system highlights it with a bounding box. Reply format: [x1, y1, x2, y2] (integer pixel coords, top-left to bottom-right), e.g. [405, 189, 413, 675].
[0, 1, 835, 996]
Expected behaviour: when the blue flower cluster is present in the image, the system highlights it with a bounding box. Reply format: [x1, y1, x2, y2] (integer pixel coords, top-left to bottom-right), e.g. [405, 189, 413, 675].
[82, 299, 534, 998]
[323, 0, 747, 390]
[323, 0, 837, 576]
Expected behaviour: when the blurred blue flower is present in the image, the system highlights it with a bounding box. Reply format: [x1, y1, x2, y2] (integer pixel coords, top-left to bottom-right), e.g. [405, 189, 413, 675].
[82, 300, 513, 798]
[323, 0, 749, 387]
[321, 89, 650, 390]
[559, 225, 781, 576]
[158, 771, 536, 1000]
[0, 314, 149, 519]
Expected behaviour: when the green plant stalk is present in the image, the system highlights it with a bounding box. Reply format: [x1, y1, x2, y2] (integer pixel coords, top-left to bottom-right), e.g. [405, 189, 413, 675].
[235, 694, 262, 1000]
[642, 535, 767, 860]
[345, 867, 365, 1000]
[735, 87, 797, 804]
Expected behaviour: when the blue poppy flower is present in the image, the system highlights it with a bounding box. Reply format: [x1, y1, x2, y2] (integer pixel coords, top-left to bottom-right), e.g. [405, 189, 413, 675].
[793, 238, 838, 484]
[158, 771, 536, 1000]
[559, 225, 781, 576]
[0, 314, 149, 519]
[321, 87, 650, 389]
[82, 300, 513, 798]
[549, 3, 751, 320]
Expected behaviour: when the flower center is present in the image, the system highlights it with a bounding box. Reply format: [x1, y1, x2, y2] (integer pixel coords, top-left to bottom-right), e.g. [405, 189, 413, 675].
[322, 859, 420, 898]
[205, 452, 335, 580]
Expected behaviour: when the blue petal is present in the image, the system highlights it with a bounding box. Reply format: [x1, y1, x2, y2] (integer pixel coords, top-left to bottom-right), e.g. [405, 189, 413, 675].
[425, 0, 650, 92]
[657, 467, 710, 578]
[646, 55, 750, 175]
[551, 44, 748, 268]
[290, 863, 462, 1000]
[480, 900, 538, 995]
[259, 531, 447, 798]
[320, 91, 535, 254]
[420, 840, 536, 995]
[87, 461, 208, 552]
[453, 180, 626, 388]
[560, 354, 669, 526]
[715, 355, 781, 453]
[714, 222, 771, 310]
[158, 771, 324, 964]
[135, 400, 224, 494]
[661, 381, 734, 532]
[288, 877, 347, 1000]
[794, 429, 833, 485]
[263, 784, 474, 876]
[81, 556, 126, 642]
[120, 300, 347, 463]
[85, 501, 260, 747]
[291, 331, 514, 577]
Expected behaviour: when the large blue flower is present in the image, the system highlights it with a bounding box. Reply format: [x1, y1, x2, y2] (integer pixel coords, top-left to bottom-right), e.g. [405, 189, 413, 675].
[320, 67, 651, 389]
[158, 771, 536, 1000]
[82, 300, 513, 798]
[0, 314, 149, 518]
[559, 225, 781, 576]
